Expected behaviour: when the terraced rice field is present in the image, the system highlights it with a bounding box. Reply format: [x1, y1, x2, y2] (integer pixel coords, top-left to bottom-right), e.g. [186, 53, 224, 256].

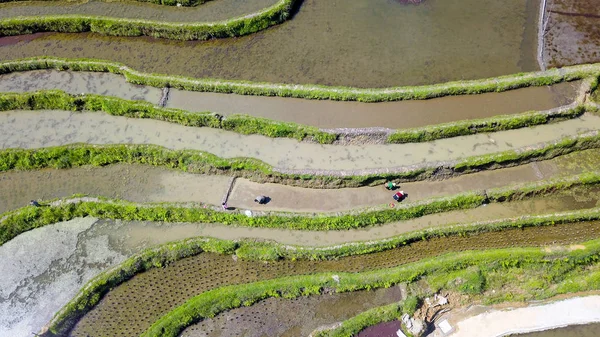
[2, 0, 600, 337]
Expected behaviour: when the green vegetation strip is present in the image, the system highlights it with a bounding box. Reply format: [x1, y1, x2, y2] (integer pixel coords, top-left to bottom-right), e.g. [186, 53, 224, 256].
[39, 206, 600, 336]
[1, 58, 599, 102]
[387, 105, 584, 143]
[0, 90, 336, 143]
[2, 171, 600, 246]
[1, 126, 600, 187]
[0, 0, 296, 40]
[140, 239, 600, 337]
[1, 90, 584, 144]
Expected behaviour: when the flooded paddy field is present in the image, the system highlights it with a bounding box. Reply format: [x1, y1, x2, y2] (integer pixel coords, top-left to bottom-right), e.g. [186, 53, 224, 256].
[3, 184, 599, 336]
[0, 70, 162, 103]
[69, 220, 600, 337]
[0, 0, 277, 22]
[109, 186, 600, 247]
[3, 147, 599, 213]
[166, 81, 579, 129]
[2, 110, 600, 173]
[0, 70, 580, 129]
[180, 287, 403, 337]
[0, 164, 230, 214]
[0, 0, 539, 87]
[543, 0, 600, 69]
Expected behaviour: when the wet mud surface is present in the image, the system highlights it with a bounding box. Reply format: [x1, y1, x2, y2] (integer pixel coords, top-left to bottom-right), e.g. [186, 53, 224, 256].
[0, 0, 539, 87]
[2, 110, 600, 173]
[180, 288, 404, 337]
[105, 186, 600, 247]
[70, 220, 600, 337]
[543, 0, 600, 68]
[167, 81, 579, 129]
[357, 320, 402, 337]
[0, 217, 125, 337]
[1, 147, 598, 215]
[0, 70, 580, 129]
[0, 0, 277, 22]
[0, 70, 162, 103]
[0, 164, 230, 214]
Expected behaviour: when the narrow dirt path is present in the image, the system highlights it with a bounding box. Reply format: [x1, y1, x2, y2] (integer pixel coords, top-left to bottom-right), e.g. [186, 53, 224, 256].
[2, 111, 600, 174]
[2, 149, 598, 214]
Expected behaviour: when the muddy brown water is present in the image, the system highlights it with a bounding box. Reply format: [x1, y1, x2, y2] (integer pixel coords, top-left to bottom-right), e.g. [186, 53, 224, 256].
[0, 70, 162, 103]
[0, 0, 540, 87]
[0, 70, 580, 129]
[357, 320, 402, 337]
[0, 165, 231, 214]
[543, 0, 600, 69]
[0, 0, 278, 22]
[512, 323, 600, 337]
[3, 110, 600, 173]
[70, 221, 600, 337]
[166, 81, 579, 129]
[180, 288, 403, 337]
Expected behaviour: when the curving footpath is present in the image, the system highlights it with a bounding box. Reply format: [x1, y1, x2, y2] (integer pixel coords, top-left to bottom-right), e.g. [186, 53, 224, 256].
[1, 147, 597, 214]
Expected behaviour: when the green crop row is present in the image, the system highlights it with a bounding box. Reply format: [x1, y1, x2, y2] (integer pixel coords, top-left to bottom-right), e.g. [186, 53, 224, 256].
[40, 207, 600, 336]
[0, 90, 337, 143]
[43, 237, 238, 336]
[3, 171, 600, 246]
[0, 0, 296, 40]
[2, 90, 585, 144]
[141, 239, 600, 337]
[387, 105, 584, 143]
[1, 57, 599, 102]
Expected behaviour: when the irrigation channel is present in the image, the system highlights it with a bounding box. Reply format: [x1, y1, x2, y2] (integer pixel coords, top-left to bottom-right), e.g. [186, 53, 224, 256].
[0, 70, 580, 128]
[2, 110, 600, 173]
[3, 184, 600, 336]
[2, 148, 600, 214]
[0, 0, 541, 87]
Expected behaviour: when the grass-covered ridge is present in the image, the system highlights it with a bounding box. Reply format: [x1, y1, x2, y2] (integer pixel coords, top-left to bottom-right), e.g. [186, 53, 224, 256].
[0, 57, 599, 102]
[1, 127, 600, 186]
[2, 171, 600, 245]
[387, 105, 585, 143]
[141, 239, 600, 337]
[0, 90, 336, 143]
[40, 208, 600, 336]
[0, 0, 297, 40]
[0, 90, 585, 144]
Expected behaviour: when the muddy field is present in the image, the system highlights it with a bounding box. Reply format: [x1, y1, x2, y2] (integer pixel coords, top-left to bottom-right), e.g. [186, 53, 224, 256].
[2, 146, 595, 214]
[2, 110, 600, 173]
[181, 288, 404, 337]
[70, 220, 600, 337]
[0, 70, 580, 129]
[543, 0, 600, 68]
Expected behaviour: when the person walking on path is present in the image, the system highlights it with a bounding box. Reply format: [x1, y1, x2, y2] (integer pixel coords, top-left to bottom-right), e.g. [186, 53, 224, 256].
[222, 202, 228, 210]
